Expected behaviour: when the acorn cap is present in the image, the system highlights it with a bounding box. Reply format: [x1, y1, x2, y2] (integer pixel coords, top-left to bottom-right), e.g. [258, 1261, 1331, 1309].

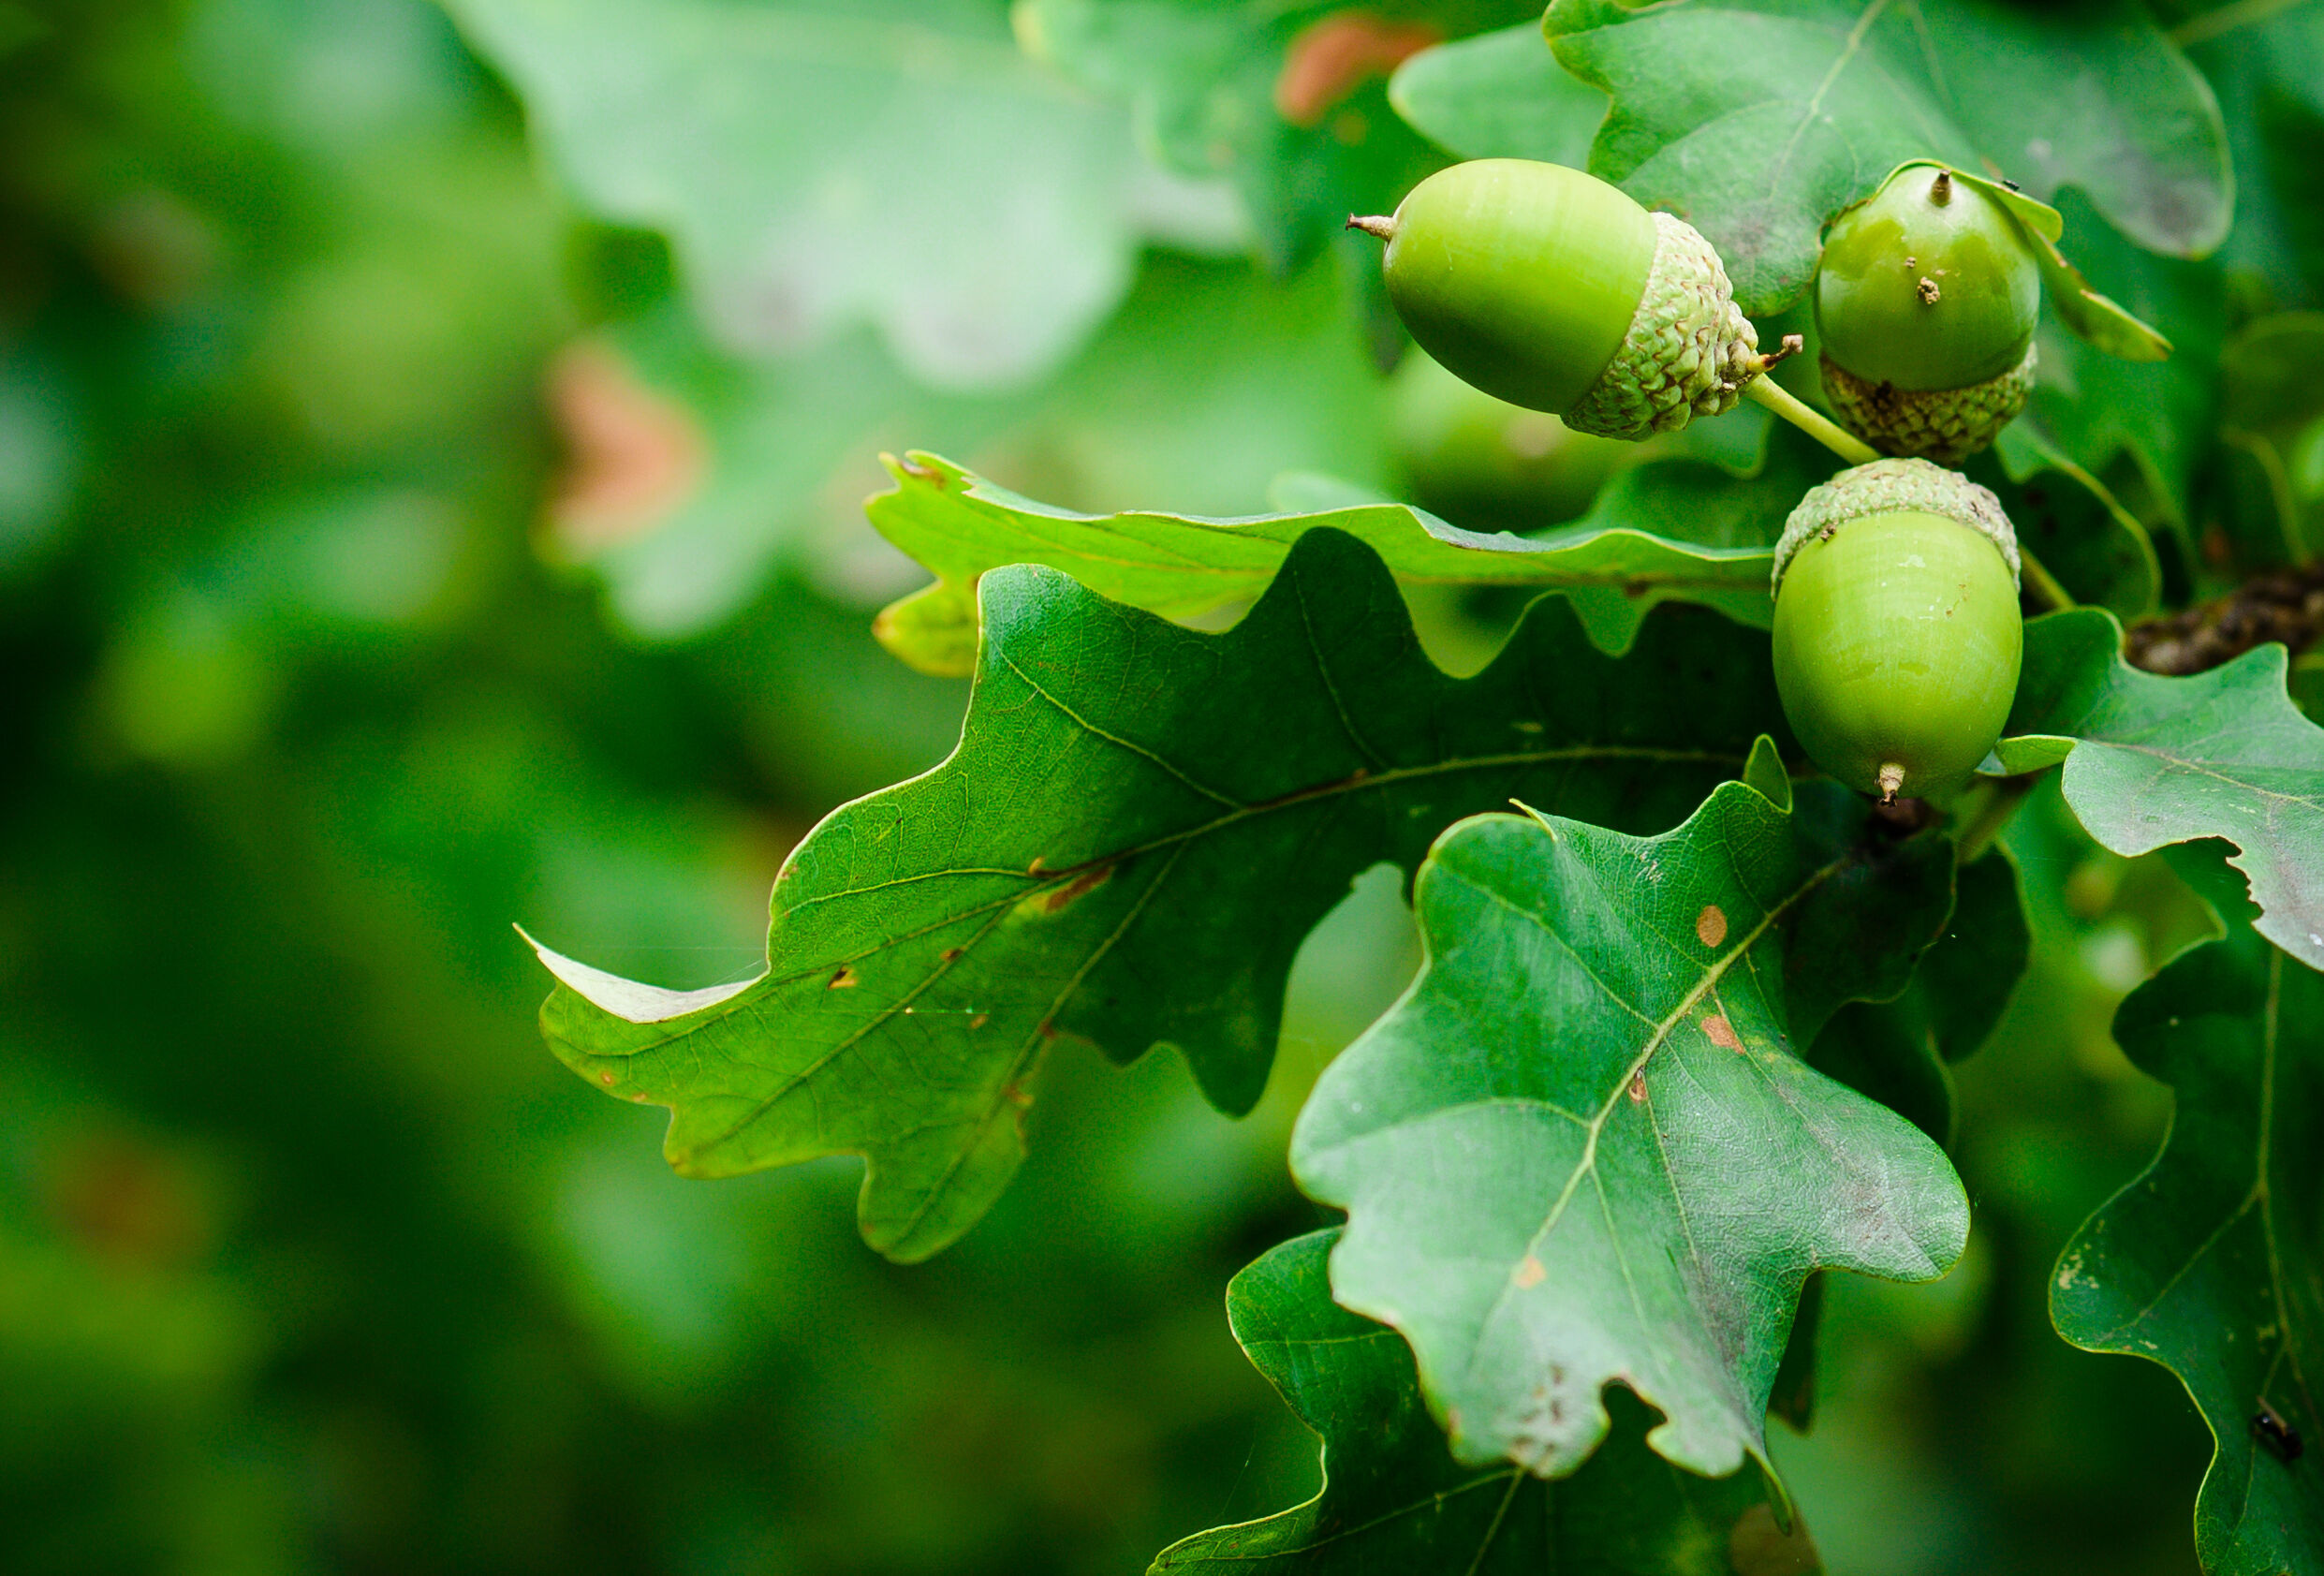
[1772, 457, 2019, 593]
[1564, 213, 1761, 442]
[1820, 342, 2037, 464]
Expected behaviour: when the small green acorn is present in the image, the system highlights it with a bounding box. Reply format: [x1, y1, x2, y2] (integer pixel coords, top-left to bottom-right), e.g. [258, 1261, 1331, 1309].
[1772, 459, 2023, 803]
[1390, 349, 1629, 526]
[1815, 165, 2042, 464]
[1349, 159, 1772, 442]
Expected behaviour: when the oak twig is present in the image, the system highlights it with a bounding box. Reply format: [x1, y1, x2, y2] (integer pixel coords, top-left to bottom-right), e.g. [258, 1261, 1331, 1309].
[2125, 562, 2324, 676]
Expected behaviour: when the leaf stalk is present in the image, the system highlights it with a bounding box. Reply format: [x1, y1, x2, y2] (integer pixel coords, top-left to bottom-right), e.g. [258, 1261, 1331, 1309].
[2018, 548, 2076, 612]
[1952, 773, 2037, 865]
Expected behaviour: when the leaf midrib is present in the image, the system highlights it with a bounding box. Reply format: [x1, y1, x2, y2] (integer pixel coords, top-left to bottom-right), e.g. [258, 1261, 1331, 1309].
[1769, 0, 1892, 187]
[589, 737, 1752, 1104]
[647, 741, 1754, 1218]
[1459, 832, 1848, 1393]
[2253, 951, 2317, 1433]
[1159, 1468, 1525, 1569]
[758, 744, 1754, 982]
[2093, 740, 2324, 815]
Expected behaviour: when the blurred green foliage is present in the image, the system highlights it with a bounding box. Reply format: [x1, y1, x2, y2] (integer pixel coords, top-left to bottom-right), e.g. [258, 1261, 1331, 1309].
[0, 0, 2291, 1571]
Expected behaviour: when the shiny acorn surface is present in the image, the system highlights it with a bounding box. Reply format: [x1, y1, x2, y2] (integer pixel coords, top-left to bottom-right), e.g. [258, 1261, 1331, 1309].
[1817, 167, 2041, 393]
[1772, 510, 2022, 800]
[1375, 159, 1657, 416]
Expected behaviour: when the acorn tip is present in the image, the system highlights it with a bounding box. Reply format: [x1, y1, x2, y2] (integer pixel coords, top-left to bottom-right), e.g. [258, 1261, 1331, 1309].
[1346, 214, 1396, 243]
[1877, 763, 1905, 803]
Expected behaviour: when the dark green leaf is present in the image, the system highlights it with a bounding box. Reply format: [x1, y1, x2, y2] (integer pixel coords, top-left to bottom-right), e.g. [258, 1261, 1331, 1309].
[869, 446, 1816, 677]
[2022, 190, 2227, 529]
[1743, 732, 1792, 808]
[1389, 22, 1604, 166]
[1806, 849, 2031, 1144]
[1802, 1006, 1955, 1148]
[530, 529, 1792, 1260]
[1767, 1272, 1825, 1435]
[1544, 0, 2230, 317]
[2184, 0, 2324, 311]
[2216, 312, 2324, 569]
[2222, 314, 2324, 435]
[2052, 913, 2324, 1571]
[1999, 608, 2324, 972]
[1912, 1, 2229, 258]
[444, 0, 1235, 389]
[1291, 780, 1968, 1481]
[1979, 432, 2162, 620]
[1907, 850, 2033, 1063]
[1152, 1230, 1822, 1575]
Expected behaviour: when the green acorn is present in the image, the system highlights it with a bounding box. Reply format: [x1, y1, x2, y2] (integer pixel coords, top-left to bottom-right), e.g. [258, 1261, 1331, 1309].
[1390, 349, 1629, 526]
[1349, 159, 1772, 442]
[1772, 459, 2023, 803]
[1815, 165, 2042, 464]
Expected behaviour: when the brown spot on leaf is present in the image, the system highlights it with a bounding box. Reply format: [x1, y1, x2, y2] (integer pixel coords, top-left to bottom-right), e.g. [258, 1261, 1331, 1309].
[828, 966, 859, 990]
[940, 947, 964, 964]
[897, 456, 942, 485]
[598, 1070, 616, 1086]
[1703, 1015, 1742, 1050]
[970, 1013, 989, 1029]
[1513, 1255, 1546, 1289]
[1696, 904, 1728, 949]
[1273, 11, 1439, 127]
[1019, 862, 1114, 918]
[1628, 1071, 1647, 1102]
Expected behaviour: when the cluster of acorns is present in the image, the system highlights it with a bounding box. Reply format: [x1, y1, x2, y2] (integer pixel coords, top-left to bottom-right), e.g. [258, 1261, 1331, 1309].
[1354, 158, 2123, 804]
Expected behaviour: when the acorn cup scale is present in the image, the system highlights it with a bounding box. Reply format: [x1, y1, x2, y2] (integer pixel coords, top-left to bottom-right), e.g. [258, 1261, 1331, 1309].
[1771, 460, 2024, 803]
[1350, 159, 1766, 443]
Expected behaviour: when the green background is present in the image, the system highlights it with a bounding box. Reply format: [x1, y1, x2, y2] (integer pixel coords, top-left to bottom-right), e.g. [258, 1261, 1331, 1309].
[2, 0, 2303, 1570]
